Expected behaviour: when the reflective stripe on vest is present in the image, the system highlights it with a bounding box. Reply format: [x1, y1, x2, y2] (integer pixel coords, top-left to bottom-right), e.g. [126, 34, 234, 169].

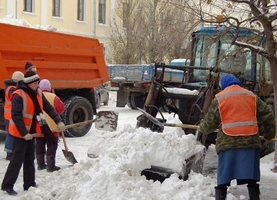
[215, 85, 258, 136]
[36, 92, 57, 138]
[4, 85, 16, 120]
[9, 89, 43, 138]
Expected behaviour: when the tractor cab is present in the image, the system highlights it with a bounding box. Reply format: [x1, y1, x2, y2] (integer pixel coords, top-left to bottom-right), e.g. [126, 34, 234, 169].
[188, 26, 271, 94]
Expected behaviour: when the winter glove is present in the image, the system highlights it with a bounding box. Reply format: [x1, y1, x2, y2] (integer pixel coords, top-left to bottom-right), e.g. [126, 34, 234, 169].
[23, 133, 34, 140]
[57, 121, 66, 132]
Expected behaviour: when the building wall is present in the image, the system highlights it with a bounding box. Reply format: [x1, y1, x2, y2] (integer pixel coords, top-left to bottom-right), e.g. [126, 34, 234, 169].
[0, 0, 6, 19]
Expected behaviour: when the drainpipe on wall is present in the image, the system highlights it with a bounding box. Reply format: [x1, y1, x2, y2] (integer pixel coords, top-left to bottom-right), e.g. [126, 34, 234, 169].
[92, 0, 96, 36]
[15, 0, 17, 18]
[41, 0, 47, 27]
[6, 0, 16, 18]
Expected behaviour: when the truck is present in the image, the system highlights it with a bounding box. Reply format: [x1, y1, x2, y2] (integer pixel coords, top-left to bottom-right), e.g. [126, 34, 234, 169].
[0, 23, 109, 137]
[107, 61, 188, 110]
[137, 25, 273, 147]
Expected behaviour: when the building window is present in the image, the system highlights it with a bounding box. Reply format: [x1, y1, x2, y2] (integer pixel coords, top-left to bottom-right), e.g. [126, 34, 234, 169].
[52, 0, 61, 17]
[98, 0, 106, 24]
[77, 0, 85, 21]
[24, 0, 34, 13]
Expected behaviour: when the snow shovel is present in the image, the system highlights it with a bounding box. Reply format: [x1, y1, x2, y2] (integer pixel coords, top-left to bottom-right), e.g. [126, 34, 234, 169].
[60, 130, 78, 164]
[60, 111, 118, 164]
[137, 108, 202, 129]
[138, 108, 277, 142]
[62, 111, 119, 132]
[94, 110, 119, 131]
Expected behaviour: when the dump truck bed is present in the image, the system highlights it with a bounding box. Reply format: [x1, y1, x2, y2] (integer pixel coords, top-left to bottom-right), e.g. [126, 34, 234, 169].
[108, 64, 185, 83]
[0, 23, 109, 89]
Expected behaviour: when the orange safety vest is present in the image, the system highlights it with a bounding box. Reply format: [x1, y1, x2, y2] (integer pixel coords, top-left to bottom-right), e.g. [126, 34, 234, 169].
[215, 85, 258, 136]
[36, 91, 58, 137]
[9, 89, 43, 138]
[4, 85, 16, 120]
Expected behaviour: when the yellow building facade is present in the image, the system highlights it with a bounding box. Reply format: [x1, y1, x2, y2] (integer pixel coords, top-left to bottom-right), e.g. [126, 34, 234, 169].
[0, 0, 114, 58]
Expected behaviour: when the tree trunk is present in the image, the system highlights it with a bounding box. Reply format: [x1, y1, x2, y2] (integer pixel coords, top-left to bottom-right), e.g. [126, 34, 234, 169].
[269, 58, 277, 165]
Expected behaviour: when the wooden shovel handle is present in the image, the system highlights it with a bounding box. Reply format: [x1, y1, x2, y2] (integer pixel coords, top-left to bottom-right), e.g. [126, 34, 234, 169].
[164, 123, 201, 129]
[165, 123, 277, 142]
[164, 123, 220, 131]
[60, 130, 68, 151]
[64, 118, 97, 129]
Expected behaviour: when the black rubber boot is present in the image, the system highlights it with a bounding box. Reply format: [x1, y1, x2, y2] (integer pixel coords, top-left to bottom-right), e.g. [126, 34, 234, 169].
[47, 155, 60, 172]
[215, 186, 227, 200]
[247, 185, 260, 200]
[36, 154, 47, 170]
[6, 152, 13, 161]
[1, 187, 17, 195]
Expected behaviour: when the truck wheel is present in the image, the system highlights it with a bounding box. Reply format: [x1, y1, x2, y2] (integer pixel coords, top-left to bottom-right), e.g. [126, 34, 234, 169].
[133, 94, 145, 109]
[127, 93, 145, 109]
[127, 94, 136, 109]
[62, 96, 94, 137]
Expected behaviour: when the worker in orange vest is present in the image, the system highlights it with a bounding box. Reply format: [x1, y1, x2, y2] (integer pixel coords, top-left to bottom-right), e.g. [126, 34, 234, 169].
[200, 74, 275, 200]
[1, 70, 66, 196]
[3, 71, 24, 160]
[36, 79, 65, 172]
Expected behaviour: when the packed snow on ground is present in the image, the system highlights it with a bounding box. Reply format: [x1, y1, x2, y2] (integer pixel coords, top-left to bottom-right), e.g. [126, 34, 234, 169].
[1, 92, 276, 200]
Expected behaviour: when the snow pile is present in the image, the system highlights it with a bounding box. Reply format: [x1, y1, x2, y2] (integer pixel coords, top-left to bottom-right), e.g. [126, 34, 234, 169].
[18, 116, 210, 200]
[0, 15, 31, 27]
[0, 15, 57, 31]
[88, 117, 204, 173]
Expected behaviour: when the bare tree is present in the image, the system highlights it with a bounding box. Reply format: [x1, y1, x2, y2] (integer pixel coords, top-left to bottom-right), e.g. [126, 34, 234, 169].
[107, 0, 198, 64]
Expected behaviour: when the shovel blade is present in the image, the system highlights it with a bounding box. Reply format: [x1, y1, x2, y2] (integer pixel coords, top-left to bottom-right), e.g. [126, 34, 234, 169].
[137, 108, 164, 126]
[62, 149, 78, 164]
[95, 111, 118, 132]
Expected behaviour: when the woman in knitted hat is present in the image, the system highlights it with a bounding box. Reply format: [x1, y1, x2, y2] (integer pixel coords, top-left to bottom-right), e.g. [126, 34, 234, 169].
[24, 62, 37, 73]
[1, 71, 65, 195]
[199, 74, 275, 200]
[36, 79, 65, 172]
[3, 71, 24, 160]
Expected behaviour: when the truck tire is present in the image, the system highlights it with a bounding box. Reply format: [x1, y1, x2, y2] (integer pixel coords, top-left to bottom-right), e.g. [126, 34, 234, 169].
[62, 96, 94, 137]
[133, 94, 145, 109]
[127, 94, 136, 109]
[127, 93, 145, 109]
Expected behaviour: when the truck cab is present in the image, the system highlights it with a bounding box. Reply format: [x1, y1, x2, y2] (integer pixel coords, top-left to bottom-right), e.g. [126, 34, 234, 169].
[170, 59, 190, 67]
